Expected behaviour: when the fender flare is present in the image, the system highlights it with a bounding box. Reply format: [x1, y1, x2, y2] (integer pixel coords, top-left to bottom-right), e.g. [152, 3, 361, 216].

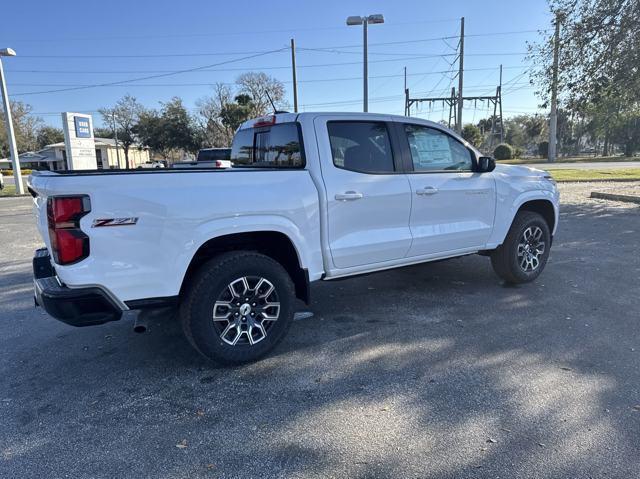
[487, 190, 559, 249]
[173, 214, 317, 292]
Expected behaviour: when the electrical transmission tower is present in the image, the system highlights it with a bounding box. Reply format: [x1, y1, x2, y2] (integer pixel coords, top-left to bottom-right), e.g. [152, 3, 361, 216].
[403, 16, 505, 150]
[404, 83, 504, 148]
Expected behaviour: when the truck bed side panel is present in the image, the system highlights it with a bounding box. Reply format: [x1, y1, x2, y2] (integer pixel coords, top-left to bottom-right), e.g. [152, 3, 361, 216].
[30, 170, 322, 303]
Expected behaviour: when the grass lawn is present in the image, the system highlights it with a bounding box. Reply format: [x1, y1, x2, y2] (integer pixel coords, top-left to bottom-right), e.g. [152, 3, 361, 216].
[499, 156, 637, 165]
[0, 185, 17, 196]
[547, 168, 640, 182]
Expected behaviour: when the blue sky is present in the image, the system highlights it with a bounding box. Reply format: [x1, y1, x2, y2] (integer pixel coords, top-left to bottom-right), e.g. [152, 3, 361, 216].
[0, 0, 552, 128]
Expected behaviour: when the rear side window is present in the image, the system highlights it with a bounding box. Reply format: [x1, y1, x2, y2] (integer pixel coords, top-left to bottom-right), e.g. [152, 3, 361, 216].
[230, 123, 304, 168]
[327, 121, 395, 173]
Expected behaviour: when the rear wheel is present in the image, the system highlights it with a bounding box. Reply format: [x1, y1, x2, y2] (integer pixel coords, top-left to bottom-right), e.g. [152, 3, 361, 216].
[180, 252, 295, 364]
[491, 211, 551, 284]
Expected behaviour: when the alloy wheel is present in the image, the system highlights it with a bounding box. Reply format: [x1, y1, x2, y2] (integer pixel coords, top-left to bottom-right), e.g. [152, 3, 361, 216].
[212, 276, 280, 346]
[517, 226, 546, 272]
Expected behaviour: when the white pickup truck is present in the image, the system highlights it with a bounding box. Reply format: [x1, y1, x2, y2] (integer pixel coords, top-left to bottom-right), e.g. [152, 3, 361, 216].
[29, 112, 559, 364]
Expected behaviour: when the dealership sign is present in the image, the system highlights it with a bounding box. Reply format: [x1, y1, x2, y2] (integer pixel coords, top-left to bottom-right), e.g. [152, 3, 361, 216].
[62, 112, 97, 170]
[74, 116, 91, 138]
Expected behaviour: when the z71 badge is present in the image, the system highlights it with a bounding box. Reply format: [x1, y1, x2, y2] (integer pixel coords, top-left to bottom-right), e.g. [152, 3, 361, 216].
[91, 218, 139, 227]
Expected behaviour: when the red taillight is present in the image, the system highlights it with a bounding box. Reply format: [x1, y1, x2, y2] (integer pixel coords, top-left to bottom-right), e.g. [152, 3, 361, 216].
[215, 160, 222, 167]
[47, 195, 91, 265]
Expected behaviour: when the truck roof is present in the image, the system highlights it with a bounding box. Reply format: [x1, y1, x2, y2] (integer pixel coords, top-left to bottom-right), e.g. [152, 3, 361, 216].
[238, 111, 450, 132]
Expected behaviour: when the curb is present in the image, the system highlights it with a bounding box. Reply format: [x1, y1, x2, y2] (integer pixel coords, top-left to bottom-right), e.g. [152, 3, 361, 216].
[556, 178, 640, 183]
[590, 192, 640, 204]
[0, 194, 31, 198]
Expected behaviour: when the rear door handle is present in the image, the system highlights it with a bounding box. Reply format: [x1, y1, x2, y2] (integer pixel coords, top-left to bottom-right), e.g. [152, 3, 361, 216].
[335, 191, 364, 201]
[416, 187, 439, 196]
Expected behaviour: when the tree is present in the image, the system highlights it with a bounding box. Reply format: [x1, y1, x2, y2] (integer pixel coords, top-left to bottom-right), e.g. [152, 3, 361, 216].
[36, 126, 64, 149]
[220, 94, 255, 132]
[136, 97, 201, 161]
[236, 72, 288, 117]
[135, 110, 165, 155]
[196, 72, 287, 147]
[529, 0, 640, 156]
[99, 95, 142, 169]
[461, 124, 482, 147]
[530, 0, 640, 108]
[93, 127, 114, 139]
[0, 101, 42, 156]
[610, 110, 640, 157]
[196, 83, 236, 147]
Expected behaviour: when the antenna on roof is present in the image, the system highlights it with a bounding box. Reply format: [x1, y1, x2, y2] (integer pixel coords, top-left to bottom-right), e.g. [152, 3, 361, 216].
[265, 89, 277, 113]
[264, 89, 289, 115]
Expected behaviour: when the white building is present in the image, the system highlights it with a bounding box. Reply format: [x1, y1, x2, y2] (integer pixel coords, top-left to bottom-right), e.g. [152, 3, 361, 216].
[0, 138, 150, 171]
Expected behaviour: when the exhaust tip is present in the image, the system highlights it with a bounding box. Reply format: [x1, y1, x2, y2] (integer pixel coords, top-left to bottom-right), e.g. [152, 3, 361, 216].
[133, 323, 147, 334]
[133, 312, 149, 333]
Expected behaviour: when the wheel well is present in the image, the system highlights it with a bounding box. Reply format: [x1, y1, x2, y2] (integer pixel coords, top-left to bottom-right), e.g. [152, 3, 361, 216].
[180, 231, 310, 304]
[518, 200, 555, 232]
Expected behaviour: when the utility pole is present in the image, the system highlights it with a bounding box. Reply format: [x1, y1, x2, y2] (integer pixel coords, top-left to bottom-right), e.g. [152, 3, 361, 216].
[498, 64, 504, 143]
[456, 17, 465, 133]
[290, 38, 298, 113]
[0, 48, 23, 195]
[548, 12, 561, 162]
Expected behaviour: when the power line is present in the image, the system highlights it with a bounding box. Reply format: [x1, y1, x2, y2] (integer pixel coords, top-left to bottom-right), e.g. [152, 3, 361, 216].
[11, 80, 533, 91]
[13, 55, 528, 97]
[12, 48, 287, 97]
[5, 65, 531, 76]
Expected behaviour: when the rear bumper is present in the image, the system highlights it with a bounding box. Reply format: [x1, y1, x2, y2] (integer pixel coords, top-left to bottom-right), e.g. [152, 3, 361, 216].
[33, 248, 123, 327]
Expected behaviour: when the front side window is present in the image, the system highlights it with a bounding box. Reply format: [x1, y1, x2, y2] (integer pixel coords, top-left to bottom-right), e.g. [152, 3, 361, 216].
[327, 121, 395, 173]
[230, 123, 304, 168]
[404, 124, 473, 172]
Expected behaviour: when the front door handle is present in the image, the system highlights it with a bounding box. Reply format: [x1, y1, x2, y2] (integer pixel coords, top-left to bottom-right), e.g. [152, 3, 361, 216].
[335, 191, 364, 201]
[416, 187, 439, 196]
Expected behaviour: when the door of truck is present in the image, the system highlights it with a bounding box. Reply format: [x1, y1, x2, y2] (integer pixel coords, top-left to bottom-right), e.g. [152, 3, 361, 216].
[393, 120, 496, 257]
[313, 115, 412, 269]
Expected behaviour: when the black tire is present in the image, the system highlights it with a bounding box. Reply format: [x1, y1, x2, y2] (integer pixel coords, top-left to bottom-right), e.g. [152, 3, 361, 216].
[490, 211, 551, 284]
[180, 251, 295, 364]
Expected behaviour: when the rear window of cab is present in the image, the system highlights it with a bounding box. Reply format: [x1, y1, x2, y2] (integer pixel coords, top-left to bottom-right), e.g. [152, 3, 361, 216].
[230, 122, 305, 168]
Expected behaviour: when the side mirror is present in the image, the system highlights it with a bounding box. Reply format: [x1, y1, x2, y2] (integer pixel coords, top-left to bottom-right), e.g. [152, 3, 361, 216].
[477, 156, 496, 173]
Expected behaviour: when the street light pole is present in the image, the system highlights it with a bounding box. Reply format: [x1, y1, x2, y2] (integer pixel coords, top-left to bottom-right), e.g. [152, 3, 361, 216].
[347, 14, 384, 113]
[0, 48, 23, 195]
[363, 19, 368, 112]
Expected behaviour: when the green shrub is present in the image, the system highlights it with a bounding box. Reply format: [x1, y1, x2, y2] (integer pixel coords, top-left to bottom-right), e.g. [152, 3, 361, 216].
[1, 169, 33, 176]
[538, 141, 549, 158]
[493, 143, 513, 160]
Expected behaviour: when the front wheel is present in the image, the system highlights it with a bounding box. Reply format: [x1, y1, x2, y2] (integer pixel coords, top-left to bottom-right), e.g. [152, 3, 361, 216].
[490, 211, 551, 284]
[180, 252, 295, 364]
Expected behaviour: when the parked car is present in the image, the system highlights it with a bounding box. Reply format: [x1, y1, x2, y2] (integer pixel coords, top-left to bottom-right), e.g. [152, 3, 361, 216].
[138, 161, 166, 169]
[197, 147, 231, 163]
[29, 112, 559, 364]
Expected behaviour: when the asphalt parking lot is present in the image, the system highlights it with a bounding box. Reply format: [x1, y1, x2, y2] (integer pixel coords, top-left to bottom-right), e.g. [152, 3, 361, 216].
[1, 188, 639, 479]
